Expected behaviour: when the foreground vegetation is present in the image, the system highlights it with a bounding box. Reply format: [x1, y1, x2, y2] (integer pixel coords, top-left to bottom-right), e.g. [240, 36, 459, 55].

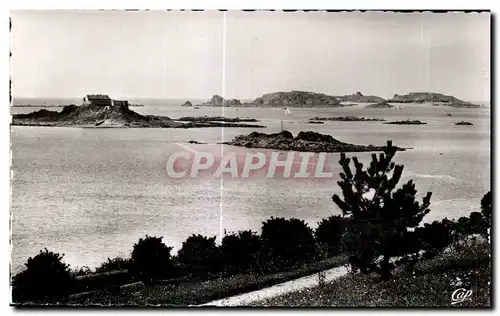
[11, 141, 492, 307]
[252, 237, 491, 307]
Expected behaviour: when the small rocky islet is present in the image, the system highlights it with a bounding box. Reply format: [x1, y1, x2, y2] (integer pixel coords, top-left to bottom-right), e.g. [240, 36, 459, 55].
[225, 130, 405, 153]
[455, 121, 474, 126]
[384, 120, 427, 125]
[310, 116, 385, 122]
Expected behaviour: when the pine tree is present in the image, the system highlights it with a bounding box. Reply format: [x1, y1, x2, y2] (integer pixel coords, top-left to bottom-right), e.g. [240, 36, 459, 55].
[332, 141, 432, 279]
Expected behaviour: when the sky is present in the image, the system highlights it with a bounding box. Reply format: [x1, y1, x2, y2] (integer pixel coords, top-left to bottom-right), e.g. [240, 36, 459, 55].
[11, 11, 490, 102]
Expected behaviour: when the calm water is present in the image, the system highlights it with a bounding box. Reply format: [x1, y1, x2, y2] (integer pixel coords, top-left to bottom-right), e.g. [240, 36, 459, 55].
[10, 104, 490, 272]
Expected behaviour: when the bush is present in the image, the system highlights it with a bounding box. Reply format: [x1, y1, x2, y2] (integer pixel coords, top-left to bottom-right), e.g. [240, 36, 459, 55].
[261, 217, 317, 270]
[415, 219, 456, 258]
[315, 216, 348, 257]
[12, 248, 74, 303]
[332, 141, 432, 279]
[96, 257, 131, 273]
[73, 270, 132, 294]
[130, 235, 173, 284]
[73, 265, 93, 276]
[220, 230, 263, 274]
[177, 234, 221, 278]
[481, 191, 492, 231]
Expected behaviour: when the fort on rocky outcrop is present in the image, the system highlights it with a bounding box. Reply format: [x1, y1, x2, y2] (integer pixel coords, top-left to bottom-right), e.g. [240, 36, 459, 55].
[11, 95, 265, 128]
[226, 130, 405, 153]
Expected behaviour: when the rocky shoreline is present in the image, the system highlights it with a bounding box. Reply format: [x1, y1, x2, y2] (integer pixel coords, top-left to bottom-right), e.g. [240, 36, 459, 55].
[226, 130, 405, 153]
[11, 104, 266, 128]
[365, 101, 394, 109]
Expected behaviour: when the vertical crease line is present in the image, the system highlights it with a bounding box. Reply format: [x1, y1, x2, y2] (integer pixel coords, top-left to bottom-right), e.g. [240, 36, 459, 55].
[219, 11, 227, 244]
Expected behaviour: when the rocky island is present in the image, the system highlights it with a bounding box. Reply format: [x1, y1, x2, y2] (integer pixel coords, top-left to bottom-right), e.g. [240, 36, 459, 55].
[384, 120, 427, 125]
[198, 95, 242, 107]
[310, 116, 385, 122]
[455, 121, 474, 126]
[388, 92, 482, 108]
[245, 91, 342, 107]
[176, 116, 259, 123]
[335, 92, 385, 103]
[11, 103, 265, 128]
[226, 130, 405, 153]
[365, 101, 394, 109]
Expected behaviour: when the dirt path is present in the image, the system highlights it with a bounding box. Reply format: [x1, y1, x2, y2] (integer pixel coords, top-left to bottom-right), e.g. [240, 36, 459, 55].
[200, 265, 349, 306]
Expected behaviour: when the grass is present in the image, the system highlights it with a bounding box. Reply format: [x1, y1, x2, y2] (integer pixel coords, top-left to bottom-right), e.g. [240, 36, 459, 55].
[251, 238, 491, 307]
[67, 255, 347, 306]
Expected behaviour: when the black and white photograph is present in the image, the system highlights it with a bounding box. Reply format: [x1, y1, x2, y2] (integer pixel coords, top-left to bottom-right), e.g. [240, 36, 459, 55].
[8, 9, 492, 307]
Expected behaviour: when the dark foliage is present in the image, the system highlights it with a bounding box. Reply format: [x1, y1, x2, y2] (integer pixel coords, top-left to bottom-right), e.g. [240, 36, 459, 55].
[415, 219, 456, 259]
[177, 234, 221, 278]
[11, 248, 74, 303]
[332, 141, 432, 279]
[96, 256, 131, 273]
[481, 191, 492, 227]
[73, 270, 132, 294]
[315, 216, 348, 256]
[220, 230, 263, 274]
[261, 217, 317, 269]
[130, 235, 173, 284]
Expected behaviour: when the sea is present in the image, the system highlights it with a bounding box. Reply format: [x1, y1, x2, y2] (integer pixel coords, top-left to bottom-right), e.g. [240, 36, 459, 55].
[10, 99, 491, 273]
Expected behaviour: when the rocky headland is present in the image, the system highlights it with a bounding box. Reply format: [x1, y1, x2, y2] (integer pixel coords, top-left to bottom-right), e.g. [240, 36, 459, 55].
[310, 116, 385, 122]
[226, 130, 405, 153]
[335, 92, 385, 103]
[365, 101, 394, 109]
[384, 120, 427, 125]
[11, 104, 265, 128]
[388, 92, 481, 108]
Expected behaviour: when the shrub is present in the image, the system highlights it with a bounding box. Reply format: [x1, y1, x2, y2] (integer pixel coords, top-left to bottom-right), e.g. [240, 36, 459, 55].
[261, 217, 317, 269]
[96, 257, 131, 273]
[415, 219, 456, 258]
[130, 235, 173, 284]
[315, 216, 348, 257]
[332, 141, 432, 279]
[73, 265, 93, 276]
[481, 191, 492, 228]
[177, 234, 221, 278]
[220, 230, 263, 274]
[11, 248, 74, 303]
